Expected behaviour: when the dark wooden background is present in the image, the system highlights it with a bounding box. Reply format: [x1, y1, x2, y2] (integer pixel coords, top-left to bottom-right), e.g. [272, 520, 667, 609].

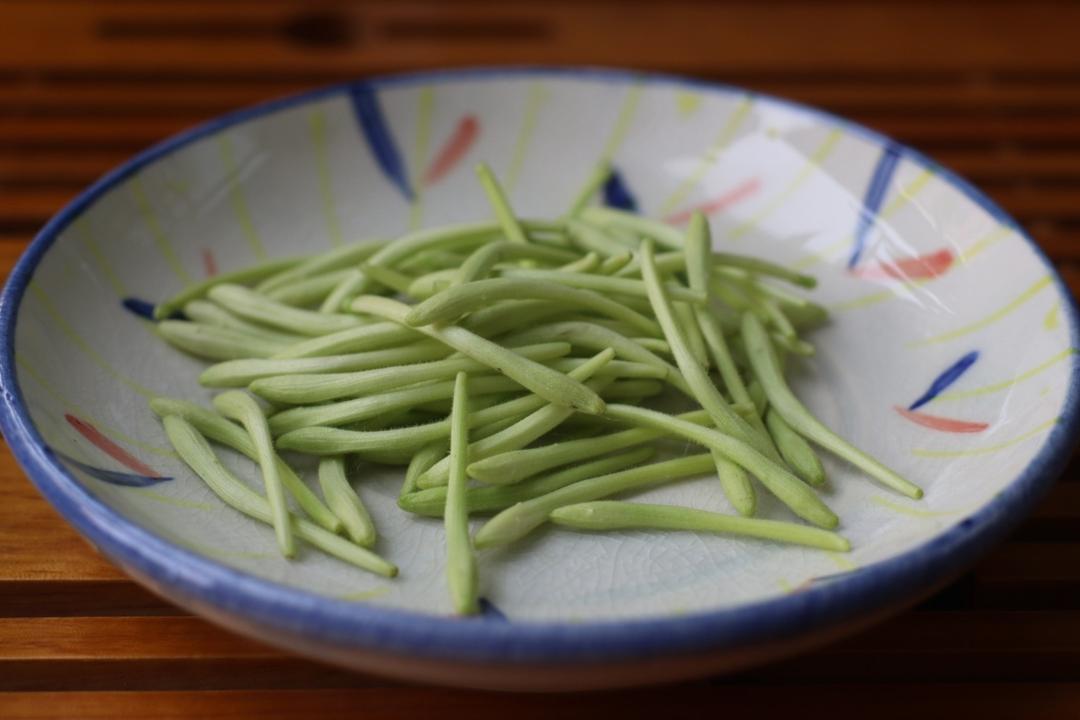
[3, 1, 1080, 717]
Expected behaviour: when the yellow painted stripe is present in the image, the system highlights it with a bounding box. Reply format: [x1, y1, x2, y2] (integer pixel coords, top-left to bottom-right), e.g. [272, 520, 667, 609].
[131, 177, 193, 283]
[218, 135, 267, 260]
[408, 86, 435, 231]
[934, 347, 1077, 402]
[505, 82, 548, 193]
[910, 275, 1052, 347]
[880, 167, 934, 217]
[956, 225, 1010, 266]
[795, 167, 935, 270]
[598, 81, 643, 165]
[130, 488, 217, 511]
[827, 552, 857, 572]
[338, 586, 393, 602]
[659, 96, 753, 216]
[871, 496, 961, 518]
[171, 536, 277, 561]
[1046, 303, 1062, 330]
[728, 129, 842, 241]
[912, 417, 1060, 459]
[75, 219, 125, 297]
[676, 90, 702, 117]
[309, 110, 344, 247]
[831, 224, 1012, 312]
[28, 284, 156, 399]
[16, 355, 175, 458]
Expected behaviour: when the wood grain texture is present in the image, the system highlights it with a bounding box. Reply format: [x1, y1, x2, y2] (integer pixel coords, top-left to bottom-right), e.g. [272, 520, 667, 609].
[2, 0, 1080, 716]
[6, 685, 1080, 720]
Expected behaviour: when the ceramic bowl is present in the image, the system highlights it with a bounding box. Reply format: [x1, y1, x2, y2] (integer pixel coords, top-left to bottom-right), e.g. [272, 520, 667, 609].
[2, 68, 1077, 691]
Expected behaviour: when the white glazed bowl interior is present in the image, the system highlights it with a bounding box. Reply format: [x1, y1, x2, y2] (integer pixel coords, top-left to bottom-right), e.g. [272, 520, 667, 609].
[4, 69, 1077, 671]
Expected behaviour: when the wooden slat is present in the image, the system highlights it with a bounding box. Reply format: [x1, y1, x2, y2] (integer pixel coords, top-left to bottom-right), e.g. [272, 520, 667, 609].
[5, 610, 1080, 690]
[0, 453, 125, 582]
[3, 112, 1080, 151]
[8, 78, 1080, 116]
[6, 684, 1080, 719]
[6, 146, 1080, 191]
[3, 1, 1080, 74]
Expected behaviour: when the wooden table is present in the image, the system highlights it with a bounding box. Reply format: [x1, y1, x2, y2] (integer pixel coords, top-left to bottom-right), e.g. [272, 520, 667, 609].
[3, 1, 1080, 717]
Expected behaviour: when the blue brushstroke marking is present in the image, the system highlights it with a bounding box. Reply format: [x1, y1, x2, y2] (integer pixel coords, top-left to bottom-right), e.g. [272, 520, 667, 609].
[909, 350, 980, 410]
[122, 298, 183, 321]
[347, 83, 414, 201]
[122, 297, 156, 320]
[603, 167, 638, 212]
[477, 597, 508, 621]
[847, 143, 902, 269]
[54, 451, 171, 487]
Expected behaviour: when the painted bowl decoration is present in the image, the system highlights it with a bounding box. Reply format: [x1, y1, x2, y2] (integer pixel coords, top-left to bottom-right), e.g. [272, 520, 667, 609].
[1, 68, 1077, 690]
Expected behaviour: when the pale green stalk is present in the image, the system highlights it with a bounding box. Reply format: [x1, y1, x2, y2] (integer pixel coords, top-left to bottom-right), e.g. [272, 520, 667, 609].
[319, 221, 504, 312]
[318, 456, 376, 547]
[565, 218, 631, 257]
[550, 502, 849, 551]
[257, 240, 388, 293]
[407, 268, 459, 299]
[475, 163, 529, 245]
[640, 236, 778, 472]
[547, 357, 666, 379]
[473, 454, 716, 548]
[598, 253, 632, 274]
[208, 284, 362, 337]
[212, 391, 294, 556]
[399, 447, 655, 518]
[267, 374, 523, 435]
[404, 278, 662, 337]
[445, 372, 479, 614]
[766, 409, 826, 487]
[351, 296, 605, 415]
[468, 408, 711, 484]
[154, 257, 302, 320]
[631, 337, 673, 355]
[157, 321, 285, 361]
[564, 163, 611, 218]
[200, 341, 452, 387]
[250, 342, 570, 404]
[148, 397, 341, 533]
[162, 416, 396, 577]
[617, 248, 817, 288]
[264, 269, 351, 307]
[741, 313, 922, 499]
[500, 321, 690, 395]
[673, 300, 710, 369]
[401, 442, 446, 500]
[454, 241, 579, 288]
[359, 263, 415, 294]
[272, 322, 422, 359]
[581, 206, 684, 249]
[277, 382, 586, 457]
[603, 404, 838, 529]
[497, 268, 706, 304]
[182, 300, 302, 345]
[596, 379, 662, 400]
[557, 251, 600, 273]
[416, 350, 615, 488]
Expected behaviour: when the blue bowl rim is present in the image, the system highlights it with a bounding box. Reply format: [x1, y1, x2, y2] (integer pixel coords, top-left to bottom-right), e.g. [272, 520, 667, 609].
[1, 65, 1078, 665]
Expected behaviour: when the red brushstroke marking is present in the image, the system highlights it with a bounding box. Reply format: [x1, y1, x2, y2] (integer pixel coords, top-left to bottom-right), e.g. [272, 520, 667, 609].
[664, 177, 761, 225]
[423, 115, 480, 187]
[894, 406, 989, 434]
[851, 249, 954, 281]
[65, 414, 162, 477]
[202, 248, 218, 277]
